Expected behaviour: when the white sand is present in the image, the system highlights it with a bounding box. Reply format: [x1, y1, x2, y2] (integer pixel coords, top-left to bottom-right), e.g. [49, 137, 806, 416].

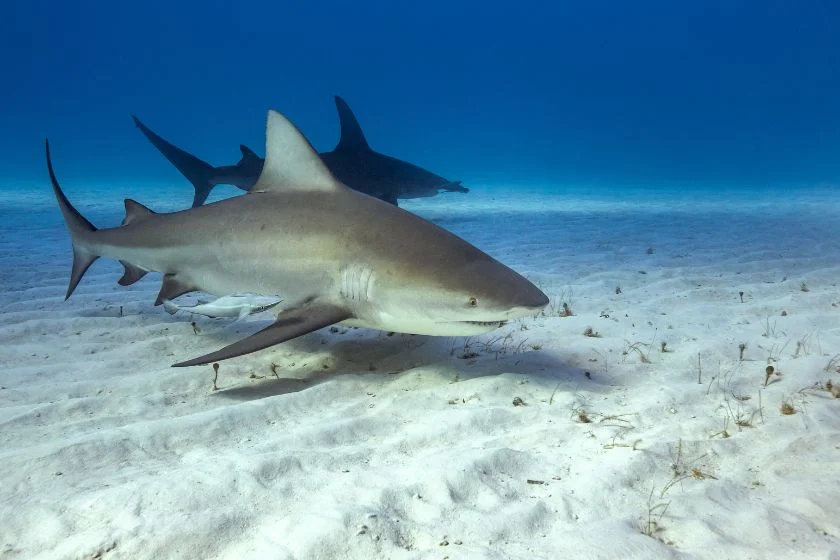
[1, 185, 839, 559]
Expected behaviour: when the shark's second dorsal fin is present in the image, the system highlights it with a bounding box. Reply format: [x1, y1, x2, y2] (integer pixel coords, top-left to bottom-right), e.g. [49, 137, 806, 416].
[122, 199, 156, 226]
[251, 110, 344, 194]
[334, 96, 370, 152]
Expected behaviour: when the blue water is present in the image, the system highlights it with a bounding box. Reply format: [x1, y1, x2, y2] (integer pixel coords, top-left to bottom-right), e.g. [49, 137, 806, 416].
[2, 0, 839, 193]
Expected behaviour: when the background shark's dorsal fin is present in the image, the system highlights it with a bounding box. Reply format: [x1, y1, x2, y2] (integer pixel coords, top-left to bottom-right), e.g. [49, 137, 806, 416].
[240, 144, 258, 158]
[334, 96, 370, 152]
[238, 144, 261, 163]
[252, 110, 344, 193]
[122, 199, 156, 226]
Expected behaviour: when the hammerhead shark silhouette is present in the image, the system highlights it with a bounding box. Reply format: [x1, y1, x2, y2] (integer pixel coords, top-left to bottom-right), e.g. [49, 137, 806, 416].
[133, 96, 469, 207]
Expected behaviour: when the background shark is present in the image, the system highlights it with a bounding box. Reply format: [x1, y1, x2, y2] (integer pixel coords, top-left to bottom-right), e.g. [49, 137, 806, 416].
[134, 96, 469, 207]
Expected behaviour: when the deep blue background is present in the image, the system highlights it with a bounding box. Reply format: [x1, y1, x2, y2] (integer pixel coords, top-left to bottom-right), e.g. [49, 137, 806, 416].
[2, 0, 838, 190]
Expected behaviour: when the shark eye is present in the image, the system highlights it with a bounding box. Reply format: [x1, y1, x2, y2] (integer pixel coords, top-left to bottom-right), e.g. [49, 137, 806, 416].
[468, 297, 478, 307]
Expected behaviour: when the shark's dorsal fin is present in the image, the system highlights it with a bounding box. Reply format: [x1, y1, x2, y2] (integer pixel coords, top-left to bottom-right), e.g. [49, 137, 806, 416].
[334, 96, 370, 152]
[237, 145, 262, 167]
[122, 199, 156, 226]
[239, 144, 259, 160]
[251, 110, 344, 194]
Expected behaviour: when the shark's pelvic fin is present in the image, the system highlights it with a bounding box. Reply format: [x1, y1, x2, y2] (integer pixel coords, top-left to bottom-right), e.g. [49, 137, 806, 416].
[45, 140, 99, 300]
[251, 110, 345, 194]
[132, 115, 217, 208]
[118, 261, 149, 286]
[154, 274, 197, 306]
[122, 199, 156, 226]
[334, 96, 370, 152]
[172, 303, 351, 367]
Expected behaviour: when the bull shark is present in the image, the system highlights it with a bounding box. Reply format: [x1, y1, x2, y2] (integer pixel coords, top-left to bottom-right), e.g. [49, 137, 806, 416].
[48, 109, 547, 368]
[133, 96, 469, 207]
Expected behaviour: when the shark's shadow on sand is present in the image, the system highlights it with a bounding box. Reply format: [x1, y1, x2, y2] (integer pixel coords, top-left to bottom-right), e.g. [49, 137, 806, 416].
[195, 322, 598, 401]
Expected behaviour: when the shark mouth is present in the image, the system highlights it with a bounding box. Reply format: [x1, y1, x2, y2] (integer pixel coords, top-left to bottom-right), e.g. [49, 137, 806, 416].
[463, 320, 507, 327]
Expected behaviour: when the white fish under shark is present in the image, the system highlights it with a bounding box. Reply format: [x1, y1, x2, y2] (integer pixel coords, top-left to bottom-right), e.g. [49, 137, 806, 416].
[163, 294, 283, 319]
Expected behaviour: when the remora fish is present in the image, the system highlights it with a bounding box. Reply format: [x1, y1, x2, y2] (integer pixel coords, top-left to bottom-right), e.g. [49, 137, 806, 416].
[47, 109, 548, 367]
[163, 294, 282, 319]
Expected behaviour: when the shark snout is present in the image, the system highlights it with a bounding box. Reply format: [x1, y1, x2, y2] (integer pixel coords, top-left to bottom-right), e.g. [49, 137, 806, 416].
[509, 283, 549, 314]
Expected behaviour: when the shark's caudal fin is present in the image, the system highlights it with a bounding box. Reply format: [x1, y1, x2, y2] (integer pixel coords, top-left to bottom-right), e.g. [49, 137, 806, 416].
[333, 96, 371, 152]
[45, 140, 99, 300]
[132, 115, 217, 207]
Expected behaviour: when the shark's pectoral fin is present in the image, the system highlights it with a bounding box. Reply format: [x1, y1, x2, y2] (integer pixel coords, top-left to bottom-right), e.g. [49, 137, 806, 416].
[154, 274, 197, 306]
[118, 260, 149, 286]
[172, 303, 351, 367]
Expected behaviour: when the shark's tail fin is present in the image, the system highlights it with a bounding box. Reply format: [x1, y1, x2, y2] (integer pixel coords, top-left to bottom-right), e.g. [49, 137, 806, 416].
[132, 115, 217, 207]
[45, 140, 100, 300]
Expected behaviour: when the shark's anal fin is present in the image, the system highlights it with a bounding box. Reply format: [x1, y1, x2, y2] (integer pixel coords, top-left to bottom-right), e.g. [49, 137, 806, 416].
[154, 274, 197, 306]
[122, 199, 156, 226]
[172, 303, 351, 367]
[118, 261, 149, 286]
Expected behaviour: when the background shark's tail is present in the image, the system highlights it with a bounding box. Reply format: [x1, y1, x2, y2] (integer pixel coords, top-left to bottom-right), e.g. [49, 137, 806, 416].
[132, 115, 217, 207]
[45, 140, 100, 299]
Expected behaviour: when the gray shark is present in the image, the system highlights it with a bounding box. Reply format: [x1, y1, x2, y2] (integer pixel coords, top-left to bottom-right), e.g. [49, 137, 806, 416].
[48, 109, 547, 367]
[133, 96, 469, 207]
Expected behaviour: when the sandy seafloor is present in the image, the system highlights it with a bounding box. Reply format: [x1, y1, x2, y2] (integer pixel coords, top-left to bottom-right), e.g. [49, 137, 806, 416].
[1, 181, 839, 560]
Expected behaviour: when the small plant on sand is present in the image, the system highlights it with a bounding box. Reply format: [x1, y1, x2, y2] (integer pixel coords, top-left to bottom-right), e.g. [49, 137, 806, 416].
[622, 332, 657, 364]
[640, 440, 717, 539]
[780, 400, 796, 415]
[824, 354, 840, 374]
[458, 337, 479, 359]
[211, 362, 220, 391]
[800, 281, 810, 292]
[763, 365, 776, 387]
[583, 327, 601, 338]
[792, 333, 812, 359]
[640, 486, 671, 539]
[762, 317, 778, 338]
[543, 288, 575, 317]
[722, 396, 758, 430]
[739, 343, 747, 361]
[825, 379, 840, 399]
